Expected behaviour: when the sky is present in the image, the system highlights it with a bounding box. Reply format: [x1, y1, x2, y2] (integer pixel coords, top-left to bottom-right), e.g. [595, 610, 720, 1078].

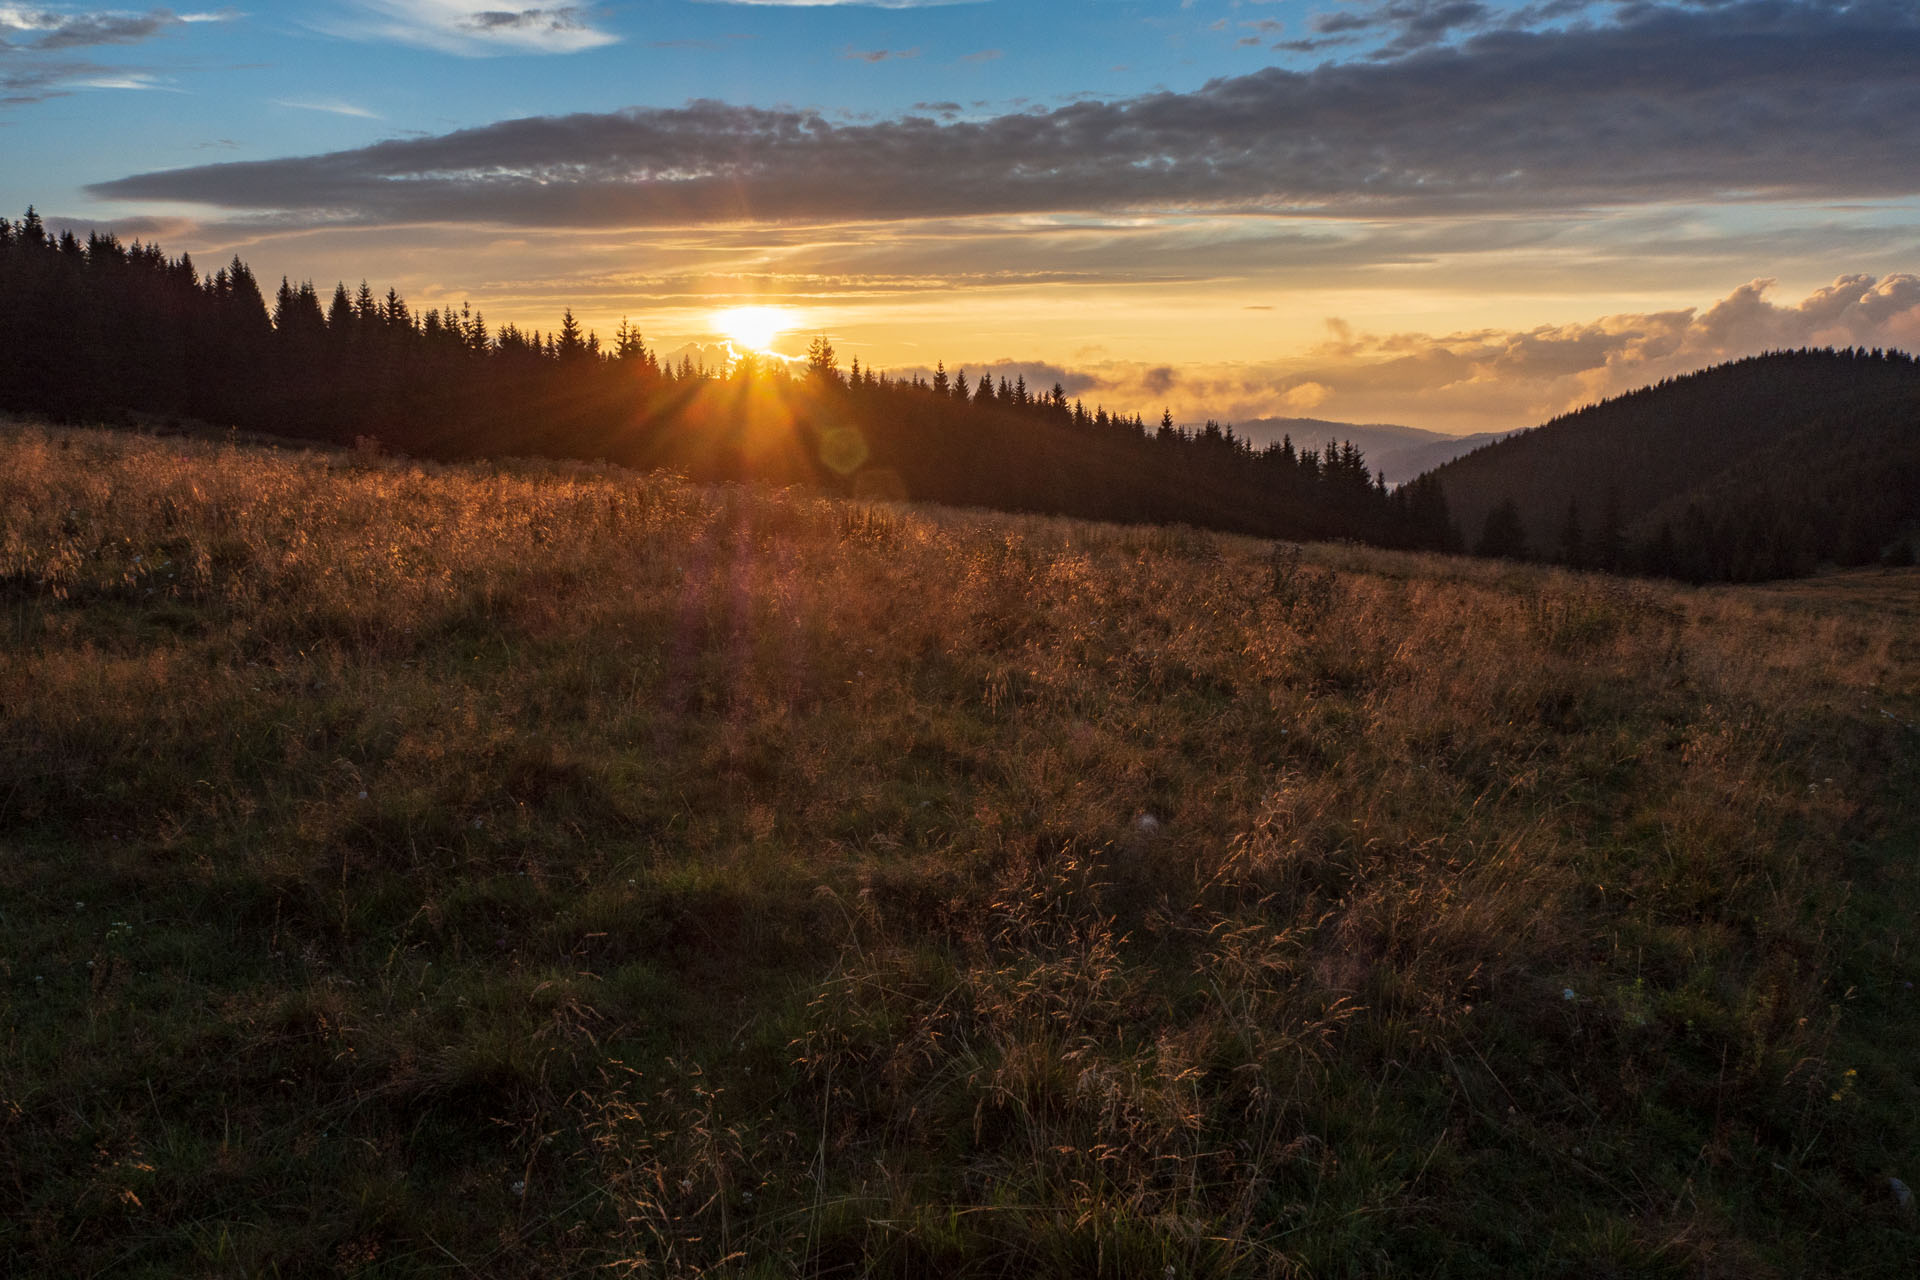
[5, 0, 1920, 436]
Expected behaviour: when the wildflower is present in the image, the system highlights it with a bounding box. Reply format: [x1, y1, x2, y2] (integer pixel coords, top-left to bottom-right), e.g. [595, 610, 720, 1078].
[1562, 988, 1577, 1001]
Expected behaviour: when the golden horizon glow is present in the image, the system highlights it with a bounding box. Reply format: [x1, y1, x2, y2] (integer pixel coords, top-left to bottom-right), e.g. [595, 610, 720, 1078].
[713, 306, 791, 353]
[121, 217, 1920, 437]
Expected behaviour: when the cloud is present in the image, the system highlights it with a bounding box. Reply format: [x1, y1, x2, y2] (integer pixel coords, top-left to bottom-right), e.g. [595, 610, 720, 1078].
[92, 2, 1920, 225]
[67, 69, 173, 88]
[860, 275, 1920, 436]
[46, 211, 195, 239]
[842, 45, 919, 62]
[1087, 274, 1920, 432]
[0, 6, 228, 50]
[322, 2, 617, 55]
[1286, 0, 1607, 59]
[1279, 381, 1331, 411]
[2, 53, 169, 103]
[870, 274, 1920, 433]
[2, 61, 78, 104]
[0, 6, 233, 104]
[1296, 0, 1493, 57]
[273, 97, 380, 119]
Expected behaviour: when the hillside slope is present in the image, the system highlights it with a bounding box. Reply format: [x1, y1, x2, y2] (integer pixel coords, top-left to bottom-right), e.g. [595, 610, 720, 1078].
[1423, 349, 1920, 579]
[3, 424, 1916, 1276]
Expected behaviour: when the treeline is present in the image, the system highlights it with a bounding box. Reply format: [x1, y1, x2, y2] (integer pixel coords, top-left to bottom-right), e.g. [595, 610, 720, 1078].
[0, 209, 1458, 551]
[1433, 348, 1920, 581]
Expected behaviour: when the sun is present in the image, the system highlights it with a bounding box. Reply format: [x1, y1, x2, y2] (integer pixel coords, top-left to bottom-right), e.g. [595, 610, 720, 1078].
[713, 306, 789, 353]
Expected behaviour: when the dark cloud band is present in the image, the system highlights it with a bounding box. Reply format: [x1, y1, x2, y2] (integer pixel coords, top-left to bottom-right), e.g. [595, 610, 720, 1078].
[89, 1, 1920, 226]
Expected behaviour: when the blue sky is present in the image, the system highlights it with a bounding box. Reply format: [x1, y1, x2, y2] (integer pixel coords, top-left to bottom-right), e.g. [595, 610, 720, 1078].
[6, 1, 1920, 433]
[8, 2, 1353, 193]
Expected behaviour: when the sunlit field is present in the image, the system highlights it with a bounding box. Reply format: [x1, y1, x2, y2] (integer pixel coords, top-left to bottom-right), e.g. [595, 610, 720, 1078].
[2, 423, 1916, 1277]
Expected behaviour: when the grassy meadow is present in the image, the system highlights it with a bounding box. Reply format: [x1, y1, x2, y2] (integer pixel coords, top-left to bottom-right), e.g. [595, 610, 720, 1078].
[2, 422, 1917, 1277]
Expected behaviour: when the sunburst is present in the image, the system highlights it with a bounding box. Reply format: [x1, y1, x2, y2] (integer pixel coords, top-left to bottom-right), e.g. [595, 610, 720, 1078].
[713, 306, 789, 353]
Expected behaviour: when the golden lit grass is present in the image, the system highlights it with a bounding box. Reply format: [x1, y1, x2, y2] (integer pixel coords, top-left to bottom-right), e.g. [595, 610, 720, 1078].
[1, 422, 1916, 1276]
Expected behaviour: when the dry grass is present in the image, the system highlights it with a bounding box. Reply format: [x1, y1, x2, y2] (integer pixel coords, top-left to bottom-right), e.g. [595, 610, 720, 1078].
[1, 422, 1915, 1277]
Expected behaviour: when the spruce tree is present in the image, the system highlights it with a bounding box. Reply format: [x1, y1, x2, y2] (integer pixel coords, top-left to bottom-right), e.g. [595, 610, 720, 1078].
[1558, 498, 1586, 568]
[1476, 498, 1529, 560]
[328, 283, 353, 333]
[805, 335, 839, 383]
[556, 308, 586, 360]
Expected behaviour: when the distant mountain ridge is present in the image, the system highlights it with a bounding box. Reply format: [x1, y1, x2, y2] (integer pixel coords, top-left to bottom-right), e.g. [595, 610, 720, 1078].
[1420, 348, 1920, 580]
[1211, 416, 1509, 485]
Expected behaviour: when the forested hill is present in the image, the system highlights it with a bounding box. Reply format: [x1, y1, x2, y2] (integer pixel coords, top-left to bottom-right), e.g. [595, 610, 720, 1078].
[0, 209, 1456, 552]
[1425, 349, 1920, 580]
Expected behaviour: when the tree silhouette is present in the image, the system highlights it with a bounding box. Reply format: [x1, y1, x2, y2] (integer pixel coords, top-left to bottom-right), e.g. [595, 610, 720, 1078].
[556, 308, 587, 361]
[806, 335, 840, 385]
[1477, 498, 1529, 560]
[1558, 498, 1585, 569]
